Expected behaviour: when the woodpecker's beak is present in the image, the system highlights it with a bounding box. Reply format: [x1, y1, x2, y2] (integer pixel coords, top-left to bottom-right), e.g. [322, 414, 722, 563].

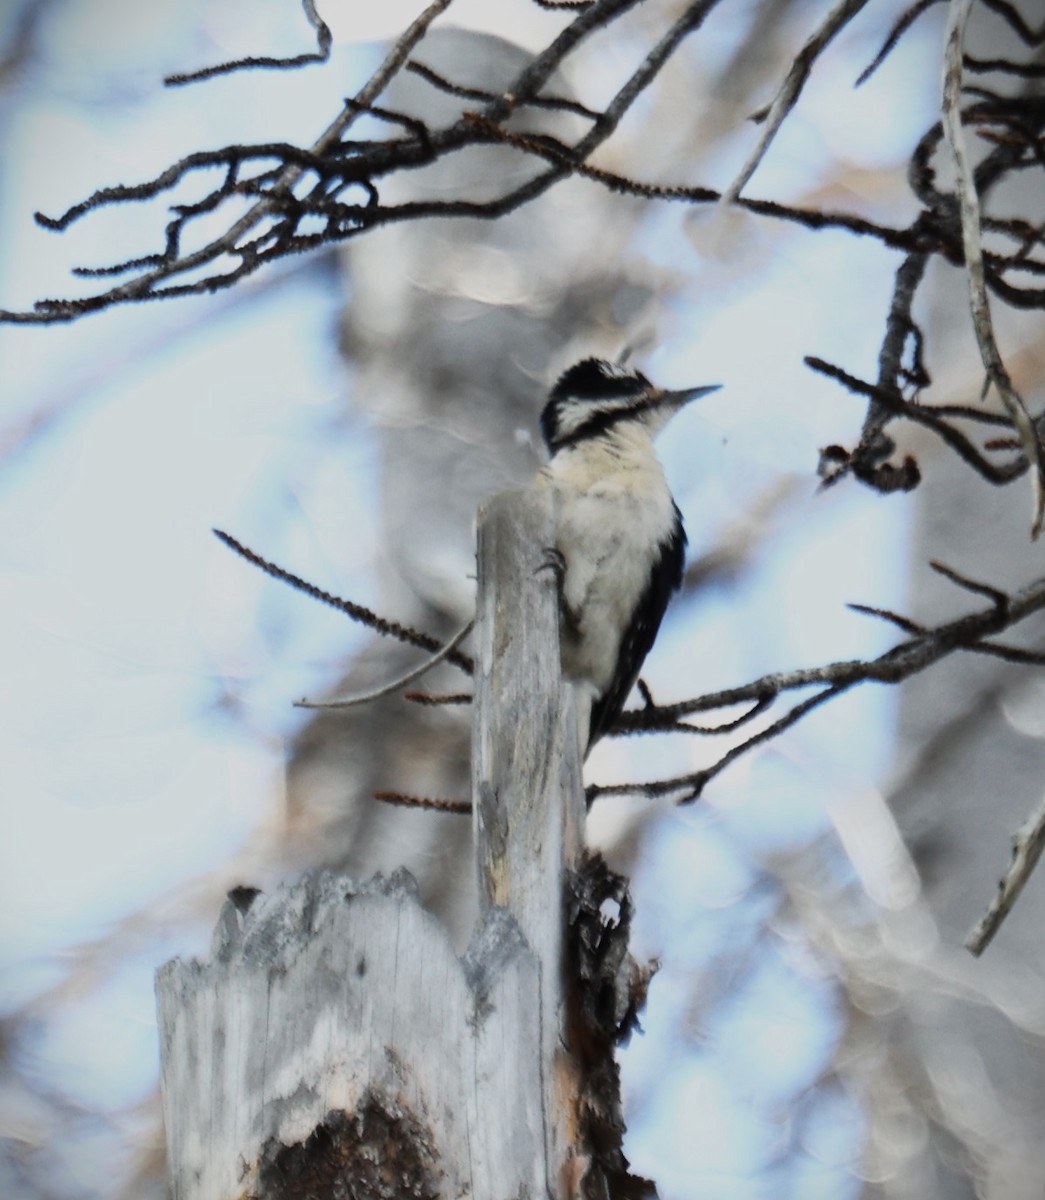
[655, 383, 722, 410]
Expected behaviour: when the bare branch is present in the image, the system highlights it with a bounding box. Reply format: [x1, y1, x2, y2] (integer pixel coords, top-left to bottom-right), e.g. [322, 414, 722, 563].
[942, 0, 1045, 538]
[221, 539, 1045, 811]
[855, 0, 944, 87]
[466, 115, 920, 249]
[294, 621, 474, 709]
[966, 793, 1045, 955]
[613, 694, 774, 736]
[722, 0, 872, 203]
[213, 530, 474, 673]
[929, 557, 1008, 607]
[3, 0, 1043, 358]
[0, 0, 460, 322]
[590, 682, 853, 804]
[405, 58, 600, 120]
[3, 0, 671, 323]
[373, 790, 472, 814]
[22, 0, 1037, 330]
[847, 601, 924, 635]
[164, 0, 332, 86]
[808, 356, 1028, 487]
[849, 601, 1045, 665]
[957, 642, 1045, 666]
[862, 249, 931, 449]
[593, 569, 1045, 803]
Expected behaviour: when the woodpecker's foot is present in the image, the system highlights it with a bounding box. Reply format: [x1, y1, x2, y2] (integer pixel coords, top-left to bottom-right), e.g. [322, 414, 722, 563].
[537, 547, 581, 633]
[536, 546, 567, 587]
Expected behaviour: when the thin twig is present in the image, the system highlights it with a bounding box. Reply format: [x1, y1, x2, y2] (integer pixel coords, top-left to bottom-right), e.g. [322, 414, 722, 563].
[864, 249, 931, 446]
[915, 403, 1015, 426]
[613, 694, 773, 735]
[1, 0, 458, 323]
[808, 356, 1028, 485]
[966, 793, 1045, 955]
[930, 557, 1008, 606]
[465, 115, 918, 250]
[2, 0, 661, 323]
[590, 683, 854, 804]
[374, 790, 472, 814]
[849, 601, 1045, 664]
[848, 601, 924, 635]
[406, 58, 599, 120]
[722, 0, 872, 203]
[164, 0, 332, 85]
[855, 0, 943, 87]
[591, 569, 1045, 800]
[294, 621, 474, 709]
[212, 529, 474, 672]
[942, 0, 1045, 538]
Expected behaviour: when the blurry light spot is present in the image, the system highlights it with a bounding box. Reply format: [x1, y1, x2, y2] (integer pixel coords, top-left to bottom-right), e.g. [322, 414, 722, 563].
[1001, 677, 1045, 739]
[828, 788, 921, 910]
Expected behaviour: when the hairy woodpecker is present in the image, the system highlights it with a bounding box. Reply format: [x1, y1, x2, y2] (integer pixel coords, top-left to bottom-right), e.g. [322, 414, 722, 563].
[534, 358, 720, 751]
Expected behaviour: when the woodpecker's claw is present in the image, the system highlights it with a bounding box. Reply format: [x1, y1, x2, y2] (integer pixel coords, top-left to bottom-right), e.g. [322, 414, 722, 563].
[537, 547, 583, 633]
[536, 546, 567, 587]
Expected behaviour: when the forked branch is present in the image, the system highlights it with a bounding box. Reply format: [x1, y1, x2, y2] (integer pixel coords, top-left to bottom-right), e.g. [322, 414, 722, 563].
[593, 565, 1045, 803]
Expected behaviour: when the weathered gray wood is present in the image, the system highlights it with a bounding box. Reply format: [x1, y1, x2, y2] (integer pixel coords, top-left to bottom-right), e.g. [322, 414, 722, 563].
[473, 488, 587, 1190]
[473, 489, 584, 932]
[158, 872, 546, 1200]
[157, 489, 588, 1200]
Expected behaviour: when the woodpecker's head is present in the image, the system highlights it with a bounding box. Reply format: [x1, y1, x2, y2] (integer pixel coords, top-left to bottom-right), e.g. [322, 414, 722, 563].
[540, 358, 720, 454]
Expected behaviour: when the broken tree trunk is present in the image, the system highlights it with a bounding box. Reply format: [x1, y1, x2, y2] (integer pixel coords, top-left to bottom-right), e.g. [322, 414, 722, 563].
[156, 490, 644, 1200]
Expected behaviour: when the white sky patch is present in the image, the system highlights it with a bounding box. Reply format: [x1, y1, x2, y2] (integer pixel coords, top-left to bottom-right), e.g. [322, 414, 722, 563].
[318, 0, 557, 51]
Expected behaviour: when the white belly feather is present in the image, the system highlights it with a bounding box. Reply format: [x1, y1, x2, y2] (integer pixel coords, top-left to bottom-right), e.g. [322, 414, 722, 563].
[535, 429, 676, 694]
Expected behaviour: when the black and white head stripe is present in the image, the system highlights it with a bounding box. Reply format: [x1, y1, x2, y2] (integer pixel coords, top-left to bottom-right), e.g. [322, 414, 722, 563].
[541, 358, 656, 451]
[553, 358, 652, 398]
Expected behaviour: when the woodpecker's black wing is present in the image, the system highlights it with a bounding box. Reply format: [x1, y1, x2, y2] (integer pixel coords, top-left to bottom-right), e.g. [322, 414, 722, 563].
[587, 506, 686, 747]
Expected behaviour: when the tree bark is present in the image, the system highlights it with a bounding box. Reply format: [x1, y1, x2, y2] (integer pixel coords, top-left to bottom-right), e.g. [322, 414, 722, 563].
[156, 490, 596, 1200]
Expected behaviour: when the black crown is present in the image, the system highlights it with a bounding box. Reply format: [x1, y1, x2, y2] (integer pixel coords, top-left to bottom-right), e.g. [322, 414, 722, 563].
[550, 358, 651, 402]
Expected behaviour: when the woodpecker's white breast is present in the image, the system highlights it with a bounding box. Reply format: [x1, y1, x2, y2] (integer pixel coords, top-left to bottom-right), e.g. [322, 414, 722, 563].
[535, 423, 676, 696]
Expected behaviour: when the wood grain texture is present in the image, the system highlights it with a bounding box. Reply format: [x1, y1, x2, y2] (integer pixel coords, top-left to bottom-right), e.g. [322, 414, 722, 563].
[473, 488, 587, 1194]
[158, 872, 545, 1200]
[157, 490, 587, 1200]
[473, 489, 584, 953]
